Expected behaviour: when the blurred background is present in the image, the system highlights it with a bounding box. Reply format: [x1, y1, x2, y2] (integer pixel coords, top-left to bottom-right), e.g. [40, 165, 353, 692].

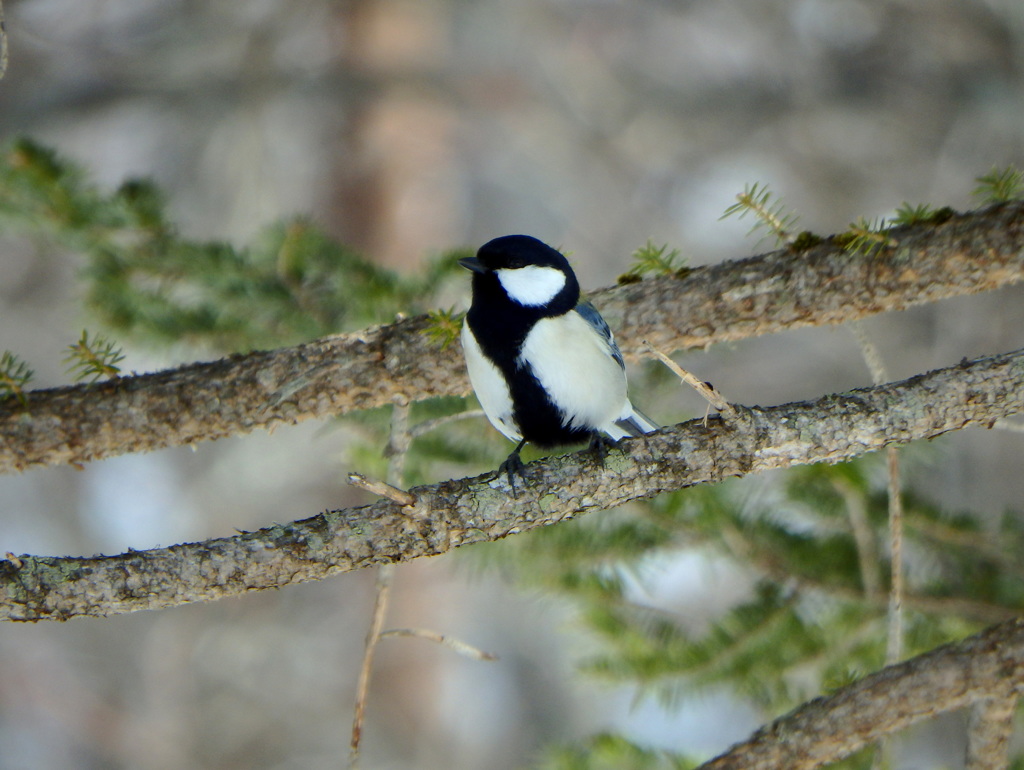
[1, 0, 1024, 767]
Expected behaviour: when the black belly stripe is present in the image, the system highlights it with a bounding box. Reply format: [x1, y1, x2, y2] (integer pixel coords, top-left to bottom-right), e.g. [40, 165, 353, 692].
[507, 362, 590, 447]
[466, 278, 591, 448]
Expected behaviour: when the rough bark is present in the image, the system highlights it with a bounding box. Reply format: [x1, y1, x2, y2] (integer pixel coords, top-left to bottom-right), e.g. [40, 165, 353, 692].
[2, 346, 1022, 622]
[2, 202, 1023, 474]
[698, 618, 1024, 770]
[965, 694, 1019, 770]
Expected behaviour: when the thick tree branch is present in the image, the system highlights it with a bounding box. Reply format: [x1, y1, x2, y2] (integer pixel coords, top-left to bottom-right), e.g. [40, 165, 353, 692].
[698, 618, 1024, 770]
[2, 203, 1024, 474]
[2, 347, 1022, 622]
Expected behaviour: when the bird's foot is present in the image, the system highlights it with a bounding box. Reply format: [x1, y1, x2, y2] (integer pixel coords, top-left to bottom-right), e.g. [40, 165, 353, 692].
[497, 450, 526, 495]
[588, 433, 618, 466]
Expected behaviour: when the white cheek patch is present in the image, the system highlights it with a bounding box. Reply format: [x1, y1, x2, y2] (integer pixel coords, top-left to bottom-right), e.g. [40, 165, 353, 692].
[496, 265, 567, 307]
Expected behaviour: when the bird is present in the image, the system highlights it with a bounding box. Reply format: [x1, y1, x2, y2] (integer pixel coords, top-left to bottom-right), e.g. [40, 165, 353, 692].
[459, 234, 658, 487]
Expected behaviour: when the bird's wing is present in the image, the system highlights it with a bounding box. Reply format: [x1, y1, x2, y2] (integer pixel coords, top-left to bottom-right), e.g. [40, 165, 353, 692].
[573, 300, 625, 370]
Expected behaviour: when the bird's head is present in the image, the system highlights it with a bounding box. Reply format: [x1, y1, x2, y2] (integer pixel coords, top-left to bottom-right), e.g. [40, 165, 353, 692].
[459, 235, 579, 309]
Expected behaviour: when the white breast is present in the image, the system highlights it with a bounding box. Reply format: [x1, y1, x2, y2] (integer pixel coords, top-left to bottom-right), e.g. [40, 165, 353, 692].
[518, 311, 630, 435]
[461, 322, 522, 443]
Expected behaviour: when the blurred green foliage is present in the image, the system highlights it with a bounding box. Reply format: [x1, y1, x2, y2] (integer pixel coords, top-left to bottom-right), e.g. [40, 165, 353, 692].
[0, 138, 467, 351]
[973, 165, 1024, 204]
[538, 733, 698, 770]
[518, 449, 1023, 765]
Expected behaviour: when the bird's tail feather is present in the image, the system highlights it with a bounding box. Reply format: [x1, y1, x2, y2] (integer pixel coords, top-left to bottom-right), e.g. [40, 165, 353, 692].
[612, 407, 659, 439]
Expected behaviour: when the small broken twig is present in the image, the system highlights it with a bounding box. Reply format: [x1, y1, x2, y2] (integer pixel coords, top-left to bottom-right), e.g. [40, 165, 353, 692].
[349, 401, 412, 768]
[831, 477, 882, 601]
[349, 564, 394, 768]
[884, 446, 904, 664]
[409, 408, 485, 440]
[850, 321, 904, 769]
[380, 628, 499, 662]
[347, 472, 416, 506]
[643, 339, 735, 423]
[849, 323, 904, 665]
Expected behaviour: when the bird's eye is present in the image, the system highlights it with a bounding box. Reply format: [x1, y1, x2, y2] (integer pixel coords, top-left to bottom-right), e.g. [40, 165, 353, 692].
[506, 258, 525, 269]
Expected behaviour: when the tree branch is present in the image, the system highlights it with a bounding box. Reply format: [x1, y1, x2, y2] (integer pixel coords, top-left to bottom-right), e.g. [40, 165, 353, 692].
[965, 693, 1019, 770]
[2, 202, 1024, 474]
[697, 617, 1024, 770]
[2, 346, 1022, 622]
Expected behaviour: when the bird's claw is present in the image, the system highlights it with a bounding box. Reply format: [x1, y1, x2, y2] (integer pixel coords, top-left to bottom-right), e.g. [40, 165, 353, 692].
[588, 433, 618, 466]
[497, 450, 525, 495]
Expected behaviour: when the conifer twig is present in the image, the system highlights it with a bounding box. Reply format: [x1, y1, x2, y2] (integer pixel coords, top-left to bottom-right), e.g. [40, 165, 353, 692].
[623, 240, 686, 280]
[844, 216, 896, 256]
[719, 517, 1013, 626]
[0, 351, 33, 407]
[973, 166, 1024, 204]
[720, 182, 799, 245]
[3, 202, 1024, 474]
[63, 330, 125, 383]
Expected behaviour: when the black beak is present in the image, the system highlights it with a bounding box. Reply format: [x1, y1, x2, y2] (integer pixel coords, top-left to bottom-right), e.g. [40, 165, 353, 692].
[458, 256, 488, 274]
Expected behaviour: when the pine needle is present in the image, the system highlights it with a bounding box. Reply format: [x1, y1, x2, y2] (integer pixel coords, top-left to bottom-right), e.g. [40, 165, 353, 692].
[0, 351, 33, 405]
[627, 240, 686, 278]
[721, 182, 799, 246]
[972, 166, 1024, 204]
[63, 330, 125, 383]
[843, 216, 895, 256]
[425, 307, 464, 350]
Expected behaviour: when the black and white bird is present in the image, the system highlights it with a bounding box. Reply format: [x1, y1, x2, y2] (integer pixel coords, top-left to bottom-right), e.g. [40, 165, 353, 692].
[460, 234, 658, 485]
